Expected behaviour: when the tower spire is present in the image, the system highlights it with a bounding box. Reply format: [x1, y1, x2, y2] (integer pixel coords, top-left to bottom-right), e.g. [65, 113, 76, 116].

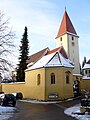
[55, 10, 80, 74]
[56, 10, 78, 38]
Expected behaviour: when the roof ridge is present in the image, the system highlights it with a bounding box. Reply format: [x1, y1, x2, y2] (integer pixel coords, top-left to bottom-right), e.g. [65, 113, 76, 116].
[27, 47, 50, 65]
[29, 47, 49, 57]
[47, 46, 68, 59]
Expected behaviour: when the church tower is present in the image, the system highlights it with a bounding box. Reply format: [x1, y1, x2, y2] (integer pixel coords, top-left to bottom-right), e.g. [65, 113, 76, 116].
[55, 10, 80, 74]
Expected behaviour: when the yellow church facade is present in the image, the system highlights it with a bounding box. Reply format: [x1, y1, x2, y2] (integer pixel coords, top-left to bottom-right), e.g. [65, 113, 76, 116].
[1, 63, 74, 101]
[25, 60, 74, 100]
[25, 67, 74, 100]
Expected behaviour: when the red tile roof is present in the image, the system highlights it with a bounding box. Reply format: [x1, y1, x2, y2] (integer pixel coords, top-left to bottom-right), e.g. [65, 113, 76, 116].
[47, 47, 60, 54]
[47, 46, 68, 59]
[27, 47, 49, 64]
[56, 10, 77, 38]
[27, 46, 68, 67]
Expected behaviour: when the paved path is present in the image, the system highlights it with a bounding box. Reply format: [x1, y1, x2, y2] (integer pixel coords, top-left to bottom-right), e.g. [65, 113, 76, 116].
[9, 101, 77, 120]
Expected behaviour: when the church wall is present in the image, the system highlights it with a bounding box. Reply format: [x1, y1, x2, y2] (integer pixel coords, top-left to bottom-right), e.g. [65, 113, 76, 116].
[1, 83, 27, 98]
[25, 68, 46, 100]
[80, 79, 90, 92]
[45, 67, 74, 100]
[62, 68, 74, 99]
[1, 68, 46, 100]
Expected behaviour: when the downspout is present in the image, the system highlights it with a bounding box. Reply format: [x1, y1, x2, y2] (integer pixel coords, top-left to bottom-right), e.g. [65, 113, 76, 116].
[44, 68, 46, 101]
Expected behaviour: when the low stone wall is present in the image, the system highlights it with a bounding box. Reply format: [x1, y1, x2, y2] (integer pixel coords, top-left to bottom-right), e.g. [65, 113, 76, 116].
[80, 79, 90, 91]
[1, 82, 45, 100]
[1, 82, 28, 98]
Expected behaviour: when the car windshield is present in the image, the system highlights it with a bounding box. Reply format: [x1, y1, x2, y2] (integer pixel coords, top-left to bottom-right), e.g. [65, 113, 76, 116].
[5, 94, 14, 98]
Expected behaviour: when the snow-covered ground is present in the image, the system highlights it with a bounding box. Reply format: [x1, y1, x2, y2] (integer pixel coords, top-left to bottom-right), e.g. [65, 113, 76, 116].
[64, 104, 90, 120]
[20, 97, 76, 104]
[21, 99, 60, 104]
[0, 106, 16, 120]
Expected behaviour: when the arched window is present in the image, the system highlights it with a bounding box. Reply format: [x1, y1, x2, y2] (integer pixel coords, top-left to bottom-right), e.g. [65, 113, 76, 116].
[65, 71, 71, 84]
[37, 74, 40, 85]
[51, 73, 55, 84]
[66, 74, 69, 84]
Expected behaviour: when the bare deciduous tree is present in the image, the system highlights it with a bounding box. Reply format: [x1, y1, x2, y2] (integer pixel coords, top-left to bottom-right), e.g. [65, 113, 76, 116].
[0, 11, 15, 81]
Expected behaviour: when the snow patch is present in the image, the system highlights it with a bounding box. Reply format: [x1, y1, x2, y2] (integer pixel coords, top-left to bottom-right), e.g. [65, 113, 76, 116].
[0, 106, 16, 120]
[20, 99, 61, 104]
[64, 104, 90, 120]
[20, 97, 76, 104]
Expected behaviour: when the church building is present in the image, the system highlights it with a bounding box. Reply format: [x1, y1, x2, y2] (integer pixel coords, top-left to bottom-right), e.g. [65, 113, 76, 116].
[24, 10, 80, 100]
[0, 10, 82, 101]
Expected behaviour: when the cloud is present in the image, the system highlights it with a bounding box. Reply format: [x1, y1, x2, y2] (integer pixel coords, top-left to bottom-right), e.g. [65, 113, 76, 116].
[0, 1, 58, 38]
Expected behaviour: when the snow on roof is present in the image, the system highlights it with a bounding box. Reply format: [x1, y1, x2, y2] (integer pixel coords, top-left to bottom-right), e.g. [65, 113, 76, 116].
[25, 52, 74, 71]
[45, 52, 61, 67]
[25, 53, 55, 71]
[82, 76, 90, 80]
[73, 74, 82, 77]
[27, 47, 49, 64]
[82, 63, 90, 69]
[27, 62, 34, 67]
[58, 52, 74, 68]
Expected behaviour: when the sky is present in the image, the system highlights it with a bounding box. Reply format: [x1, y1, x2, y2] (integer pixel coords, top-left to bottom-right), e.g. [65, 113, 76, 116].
[0, 0, 90, 65]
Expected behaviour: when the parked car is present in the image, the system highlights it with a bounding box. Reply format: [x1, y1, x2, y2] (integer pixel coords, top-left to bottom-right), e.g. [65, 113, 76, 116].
[0, 92, 4, 94]
[0, 94, 16, 106]
[12, 92, 23, 100]
[0, 92, 4, 97]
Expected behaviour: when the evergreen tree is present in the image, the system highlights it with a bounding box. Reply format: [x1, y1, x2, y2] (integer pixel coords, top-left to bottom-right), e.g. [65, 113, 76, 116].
[82, 57, 86, 68]
[16, 27, 29, 82]
[82, 57, 86, 75]
[80, 63, 82, 74]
